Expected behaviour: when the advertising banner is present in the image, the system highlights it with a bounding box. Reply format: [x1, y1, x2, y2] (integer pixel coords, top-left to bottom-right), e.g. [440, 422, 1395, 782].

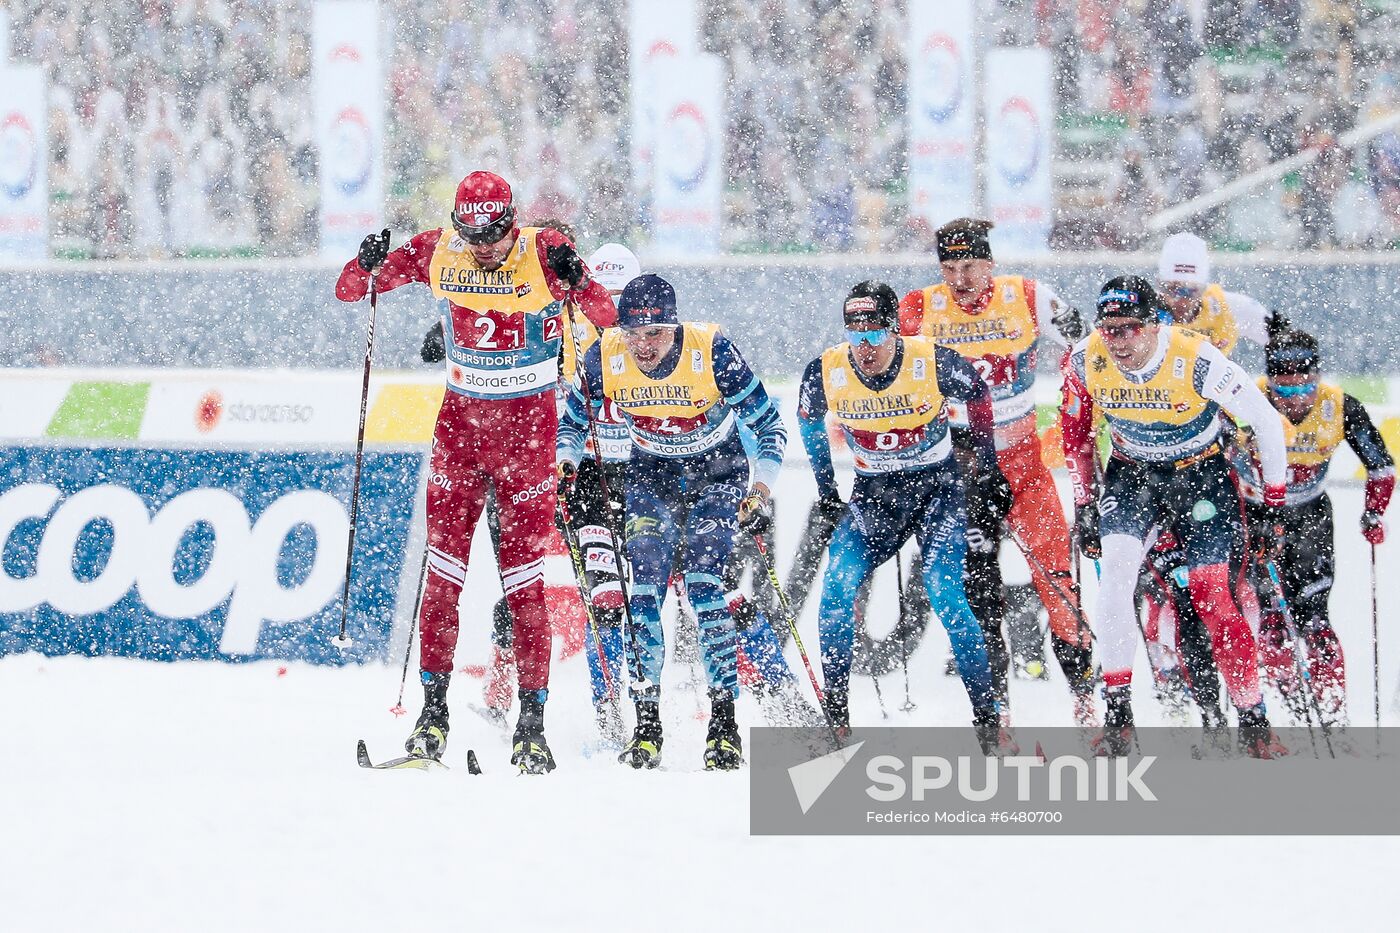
[985, 48, 1054, 255]
[649, 54, 725, 257]
[314, 0, 384, 261]
[906, 0, 976, 228]
[628, 0, 699, 226]
[0, 445, 419, 665]
[0, 65, 48, 261]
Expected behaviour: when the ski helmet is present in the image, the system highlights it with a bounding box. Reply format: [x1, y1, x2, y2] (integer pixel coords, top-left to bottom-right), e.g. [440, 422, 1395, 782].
[452, 171, 517, 244]
[843, 281, 899, 330]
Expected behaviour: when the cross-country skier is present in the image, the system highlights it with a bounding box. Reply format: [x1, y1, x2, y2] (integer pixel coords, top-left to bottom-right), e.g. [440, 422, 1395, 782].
[1154, 231, 1287, 355]
[1060, 277, 1288, 757]
[898, 218, 1096, 726]
[335, 171, 617, 774]
[557, 242, 641, 747]
[1141, 231, 1289, 724]
[556, 274, 786, 771]
[801, 281, 1012, 754]
[1230, 329, 1394, 728]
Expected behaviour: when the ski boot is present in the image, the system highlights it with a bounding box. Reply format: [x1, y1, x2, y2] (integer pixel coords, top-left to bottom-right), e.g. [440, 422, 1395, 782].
[619, 696, 663, 769]
[703, 693, 744, 771]
[405, 671, 451, 760]
[510, 689, 556, 774]
[821, 687, 852, 742]
[1238, 704, 1287, 759]
[1091, 688, 1136, 757]
[973, 706, 1017, 756]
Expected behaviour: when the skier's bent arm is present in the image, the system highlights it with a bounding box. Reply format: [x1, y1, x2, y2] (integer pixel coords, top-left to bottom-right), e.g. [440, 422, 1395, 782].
[796, 358, 839, 501]
[334, 229, 438, 301]
[1029, 280, 1088, 346]
[1197, 345, 1286, 488]
[934, 346, 997, 469]
[556, 344, 605, 468]
[1344, 393, 1396, 517]
[712, 332, 786, 492]
[1059, 354, 1098, 505]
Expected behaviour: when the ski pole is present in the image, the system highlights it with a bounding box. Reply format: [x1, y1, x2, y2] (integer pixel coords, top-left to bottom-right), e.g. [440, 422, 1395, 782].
[749, 530, 845, 746]
[1372, 542, 1381, 750]
[895, 548, 916, 711]
[390, 548, 428, 716]
[1262, 557, 1331, 758]
[334, 262, 384, 650]
[557, 492, 617, 701]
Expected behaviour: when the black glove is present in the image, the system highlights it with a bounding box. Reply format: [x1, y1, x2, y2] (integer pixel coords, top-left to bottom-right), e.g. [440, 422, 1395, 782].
[976, 465, 1015, 523]
[421, 321, 445, 364]
[1246, 502, 1285, 559]
[545, 242, 588, 289]
[815, 490, 846, 525]
[357, 228, 391, 273]
[1074, 502, 1102, 560]
[1049, 299, 1088, 343]
[1265, 308, 1291, 341]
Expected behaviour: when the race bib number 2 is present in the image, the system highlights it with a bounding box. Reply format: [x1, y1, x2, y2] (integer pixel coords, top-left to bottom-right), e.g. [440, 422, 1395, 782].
[450, 306, 526, 351]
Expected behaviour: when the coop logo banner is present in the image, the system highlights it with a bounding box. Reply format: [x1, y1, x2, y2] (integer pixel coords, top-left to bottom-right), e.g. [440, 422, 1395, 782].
[906, 0, 974, 227]
[0, 65, 48, 261]
[314, 0, 383, 260]
[985, 48, 1053, 255]
[650, 54, 724, 258]
[0, 446, 419, 665]
[751, 727, 1400, 835]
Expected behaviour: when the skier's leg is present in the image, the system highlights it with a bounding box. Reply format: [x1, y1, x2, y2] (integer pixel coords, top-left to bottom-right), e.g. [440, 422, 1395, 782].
[1178, 463, 1265, 715]
[916, 471, 997, 719]
[1002, 438, 1094, 690]
[620, 461, 682, 699]
[408, 404, 489, 757]
[815, 487, 899, 728]
[960, 486, 1010, 707]
[489, 393, 567, 771]
[681, 476, 745, 703]
[682, 462, 751, 769]
[571, 457, 626, 708]
[1288, 496, 1345, 723]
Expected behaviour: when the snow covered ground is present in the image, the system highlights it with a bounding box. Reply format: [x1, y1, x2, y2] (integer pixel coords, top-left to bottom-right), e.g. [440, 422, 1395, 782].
[4, 478, 1399, 932]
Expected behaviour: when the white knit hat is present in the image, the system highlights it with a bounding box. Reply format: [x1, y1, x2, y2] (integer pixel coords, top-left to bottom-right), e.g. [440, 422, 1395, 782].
[1156, 232, 1211, 286]
[587, 243, 642, 294]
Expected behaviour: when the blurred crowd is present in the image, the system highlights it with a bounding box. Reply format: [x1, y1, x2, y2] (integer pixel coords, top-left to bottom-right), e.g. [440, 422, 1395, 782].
[7, 0, 1400, 258]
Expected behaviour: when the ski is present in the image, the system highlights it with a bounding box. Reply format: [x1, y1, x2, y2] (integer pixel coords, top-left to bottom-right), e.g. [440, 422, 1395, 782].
[356, 739, 482, 774]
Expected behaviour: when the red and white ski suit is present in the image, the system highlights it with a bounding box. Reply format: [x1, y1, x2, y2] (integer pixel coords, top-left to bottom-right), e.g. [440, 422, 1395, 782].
[336, 226, 616, 691]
